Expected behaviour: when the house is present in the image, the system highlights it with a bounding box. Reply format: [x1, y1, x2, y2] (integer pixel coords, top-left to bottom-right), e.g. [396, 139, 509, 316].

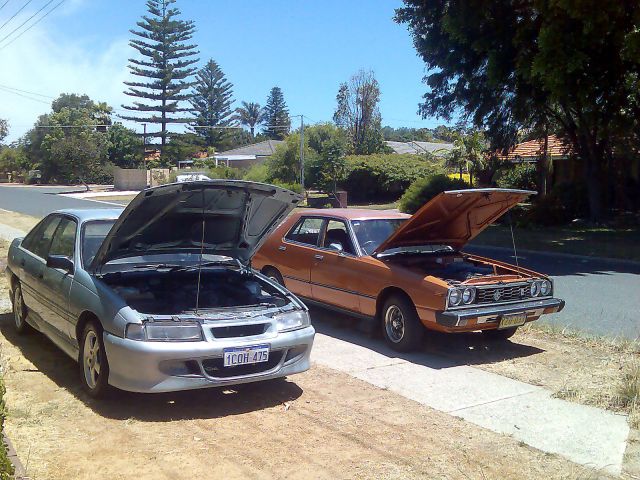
[385, 140, 453, 156]
[214, 139, 285, 169]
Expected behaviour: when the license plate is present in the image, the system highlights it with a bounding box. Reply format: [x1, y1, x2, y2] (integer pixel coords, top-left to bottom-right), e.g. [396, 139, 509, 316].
[498, 313, 527, 329]
[223, 344, 270, 367]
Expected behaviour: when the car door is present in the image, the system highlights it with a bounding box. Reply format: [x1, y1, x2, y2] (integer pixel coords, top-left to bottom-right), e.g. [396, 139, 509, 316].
[18, 214, 62, 324]
[310, 219, 364, 313]
[272, 216, 326, 298]
[40, 216, 77, 340]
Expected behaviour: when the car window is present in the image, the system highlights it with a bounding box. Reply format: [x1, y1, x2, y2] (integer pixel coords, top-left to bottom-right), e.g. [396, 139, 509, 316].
[322, 220, 355, 254]
[49, 218, 77, 258]
[26, 215, 62, 259]
[285, 217, 324, 246]
[82, 220, 116, 267]
[351, 219, 406, 255]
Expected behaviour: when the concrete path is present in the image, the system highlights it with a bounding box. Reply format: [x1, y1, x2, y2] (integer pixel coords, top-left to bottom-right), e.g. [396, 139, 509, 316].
[311, 325, 629, 475]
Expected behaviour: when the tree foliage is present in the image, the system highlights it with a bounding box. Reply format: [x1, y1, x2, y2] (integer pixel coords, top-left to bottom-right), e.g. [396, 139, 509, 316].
[262, 87, 290, 139]
[234, 101, 263, 137]
[190, 59, 235, 148]
[107, 124, 143, 168]
[396, 0, 640, 220]
[0, 118, 9, 145]
[399, 174, 469, 214]
[333, 69, 385, 155]
[121, 0, 199, 150]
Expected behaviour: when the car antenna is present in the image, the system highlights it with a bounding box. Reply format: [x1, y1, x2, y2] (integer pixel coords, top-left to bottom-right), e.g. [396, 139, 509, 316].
[195, 186, 206, 314]
[508, 211, 522, 277]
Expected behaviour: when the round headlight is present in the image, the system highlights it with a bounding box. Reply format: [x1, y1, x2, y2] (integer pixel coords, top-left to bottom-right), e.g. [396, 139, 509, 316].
[530, 281, 540, 297]
[449, 288, 462, 306]
[540, 279, 551, 296]
[462, 287, 476, 304]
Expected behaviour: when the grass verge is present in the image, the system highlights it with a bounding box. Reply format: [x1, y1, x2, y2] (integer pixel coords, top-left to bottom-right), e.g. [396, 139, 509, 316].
[0, 377, 14, 479]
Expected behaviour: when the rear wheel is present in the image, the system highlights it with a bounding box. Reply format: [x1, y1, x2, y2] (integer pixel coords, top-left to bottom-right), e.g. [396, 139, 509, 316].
[482, 327, 519, 340]
[381, 294, 424, 352]
[263, 267, 284, 286]
[79, 321, 111, 398]
[13, 283, 31, 335]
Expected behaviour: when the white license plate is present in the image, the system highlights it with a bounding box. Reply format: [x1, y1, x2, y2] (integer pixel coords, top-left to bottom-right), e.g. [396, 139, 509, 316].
[498, 313, 527, 329]
[223, 344, 270, 367]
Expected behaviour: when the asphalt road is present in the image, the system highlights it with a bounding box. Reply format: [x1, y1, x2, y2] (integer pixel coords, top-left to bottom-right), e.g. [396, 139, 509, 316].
[0, 185, 119, 217]
[1, 185, 638, 340]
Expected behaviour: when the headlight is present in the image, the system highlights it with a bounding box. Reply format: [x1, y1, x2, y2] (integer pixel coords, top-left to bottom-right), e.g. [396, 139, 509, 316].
[530, 281, 541, 297]
[126, 321, 203, 342]
[540, 279, 552, 296]
[448, 288, 462, 307]
[462, 287, 476, 304]
[275, 310, 310, 332]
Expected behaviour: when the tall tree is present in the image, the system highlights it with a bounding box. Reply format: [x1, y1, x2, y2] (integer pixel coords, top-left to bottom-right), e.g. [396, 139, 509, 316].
[190, 59, 234, 149]
[262, 87, 290, 140]
[234, 101, 262, 137]
[396, 0, 640, 220]
[333, 70, 385, 155]
[0, 118, 8, 145]
[121, 0, 199, 151]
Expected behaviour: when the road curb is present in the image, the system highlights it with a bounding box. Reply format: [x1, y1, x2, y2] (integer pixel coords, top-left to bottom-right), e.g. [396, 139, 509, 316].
[3, 432, 29, 479]
[467, 243, 640, 267]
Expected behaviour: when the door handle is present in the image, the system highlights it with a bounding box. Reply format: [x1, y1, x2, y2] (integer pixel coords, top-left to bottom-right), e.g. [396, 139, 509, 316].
[314, 254, 324, 261]
[278, 245, 286, 251]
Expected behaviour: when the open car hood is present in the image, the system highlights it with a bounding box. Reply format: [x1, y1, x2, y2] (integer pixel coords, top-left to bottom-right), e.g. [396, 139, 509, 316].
[92, 180, 301, 268]
[373, 189, 535, 254]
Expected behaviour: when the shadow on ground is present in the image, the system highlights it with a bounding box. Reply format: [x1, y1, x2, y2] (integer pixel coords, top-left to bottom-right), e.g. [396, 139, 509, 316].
[0, 313, 303, 422]
[310, 307, 545, 369]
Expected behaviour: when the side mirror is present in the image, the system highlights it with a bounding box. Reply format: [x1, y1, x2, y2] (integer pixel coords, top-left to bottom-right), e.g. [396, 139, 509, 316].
[47, 255, 74, 273]
[329, 242, 344, 253]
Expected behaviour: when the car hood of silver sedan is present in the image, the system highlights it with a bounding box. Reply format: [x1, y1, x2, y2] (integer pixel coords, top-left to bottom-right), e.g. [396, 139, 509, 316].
[91, 180, 301, 269]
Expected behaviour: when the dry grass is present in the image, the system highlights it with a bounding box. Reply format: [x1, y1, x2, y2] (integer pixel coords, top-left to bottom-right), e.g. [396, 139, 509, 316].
[614, 362, 640, 429]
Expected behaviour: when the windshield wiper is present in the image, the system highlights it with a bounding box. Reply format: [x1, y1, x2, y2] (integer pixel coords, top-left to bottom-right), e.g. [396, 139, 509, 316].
[170, 259, 239, 272]
[132, 263, 182, 270]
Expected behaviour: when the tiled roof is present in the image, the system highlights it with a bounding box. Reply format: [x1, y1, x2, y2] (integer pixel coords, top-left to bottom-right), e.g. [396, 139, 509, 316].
[385, 141, 454, 156]
[217, 139, 285, 157]
[500, 135, 572, 160]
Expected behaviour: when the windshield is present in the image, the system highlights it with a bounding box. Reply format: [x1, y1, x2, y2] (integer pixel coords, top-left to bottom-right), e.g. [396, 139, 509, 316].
[350, 219, 406, 255]
[82, 220, 117, 267]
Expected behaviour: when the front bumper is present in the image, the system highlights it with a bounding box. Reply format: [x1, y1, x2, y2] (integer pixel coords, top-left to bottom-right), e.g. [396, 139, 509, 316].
[103, 325, 315, 393]
[435, 297, 565, 330]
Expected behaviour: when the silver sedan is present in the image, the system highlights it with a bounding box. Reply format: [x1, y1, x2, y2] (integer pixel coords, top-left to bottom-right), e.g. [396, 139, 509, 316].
[5, 180, 315, 397]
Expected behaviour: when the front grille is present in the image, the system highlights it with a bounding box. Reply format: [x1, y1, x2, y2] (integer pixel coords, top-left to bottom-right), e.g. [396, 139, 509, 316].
[210, 323, 269, 339]
[475, 284, 530, 305]
[201, 350, 284, 378]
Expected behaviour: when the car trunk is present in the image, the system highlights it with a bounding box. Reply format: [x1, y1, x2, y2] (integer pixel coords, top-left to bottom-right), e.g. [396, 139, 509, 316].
[101, 268, 291, 316]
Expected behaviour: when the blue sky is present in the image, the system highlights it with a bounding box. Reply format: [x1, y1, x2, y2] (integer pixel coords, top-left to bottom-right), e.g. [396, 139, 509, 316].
[0, 0, 447, 141]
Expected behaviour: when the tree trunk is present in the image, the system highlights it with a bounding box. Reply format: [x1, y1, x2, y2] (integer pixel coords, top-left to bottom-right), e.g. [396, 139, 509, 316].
[581, 141, 605, 222]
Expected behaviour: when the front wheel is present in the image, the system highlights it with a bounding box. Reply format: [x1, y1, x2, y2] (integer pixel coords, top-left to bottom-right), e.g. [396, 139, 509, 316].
[263, 267, 284, 286]
[482, 327, 519, 340]
[13, 283, 31, 335]
[381, 294, 424, 352]
[79, 322, 111, 398]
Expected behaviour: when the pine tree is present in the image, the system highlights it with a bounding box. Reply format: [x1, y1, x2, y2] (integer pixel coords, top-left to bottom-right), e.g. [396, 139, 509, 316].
[190, 59, 234, 149]
[262, 87, 290, 140]
[234, 101, 263, 137]
[121, 0, 199, 150]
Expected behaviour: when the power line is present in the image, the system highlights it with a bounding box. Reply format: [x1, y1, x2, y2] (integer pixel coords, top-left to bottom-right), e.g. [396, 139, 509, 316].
[0, 82, 53, 98]
[0, 0, 54, 45]
[0, 0, 11, 13]
[0, 84, 49, 104]
[0, 0, 64, 50]
[0, 0, 34, 32]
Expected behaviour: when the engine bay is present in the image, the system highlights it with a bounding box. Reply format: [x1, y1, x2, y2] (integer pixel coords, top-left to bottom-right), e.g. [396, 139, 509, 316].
[103, 267, 290, 315]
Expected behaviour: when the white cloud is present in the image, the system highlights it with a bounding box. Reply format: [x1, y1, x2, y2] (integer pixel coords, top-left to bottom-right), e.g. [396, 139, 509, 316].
[0, 20, 132, 142]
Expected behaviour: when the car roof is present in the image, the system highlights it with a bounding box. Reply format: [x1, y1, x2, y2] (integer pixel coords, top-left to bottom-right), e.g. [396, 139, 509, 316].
[295, 208, 410, 221]
[53, 208, 124, 222]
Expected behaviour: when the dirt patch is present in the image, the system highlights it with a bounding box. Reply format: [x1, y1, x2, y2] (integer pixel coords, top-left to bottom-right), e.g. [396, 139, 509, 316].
[0, 210, 38, 234]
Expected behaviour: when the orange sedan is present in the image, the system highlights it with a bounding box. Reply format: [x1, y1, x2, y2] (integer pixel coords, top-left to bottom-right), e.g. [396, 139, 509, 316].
[253, 189, 565, 351]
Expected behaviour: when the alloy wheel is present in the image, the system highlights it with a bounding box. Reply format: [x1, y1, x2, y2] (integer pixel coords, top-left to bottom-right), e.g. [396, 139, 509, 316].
[83, 330, 102, 390]
[384, 305, 405, 343]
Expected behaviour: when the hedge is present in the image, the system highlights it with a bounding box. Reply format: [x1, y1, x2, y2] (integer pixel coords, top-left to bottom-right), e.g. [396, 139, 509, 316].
[399, 174, 470, 214]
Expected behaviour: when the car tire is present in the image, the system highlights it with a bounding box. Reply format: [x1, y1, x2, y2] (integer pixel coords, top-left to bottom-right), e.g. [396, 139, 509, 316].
[381, 294, 424, 352]
[13, 283, 31, 335]
[263, 267, 284, 286]
[79, 321, 111, 398]
[482, 327, 518, 340]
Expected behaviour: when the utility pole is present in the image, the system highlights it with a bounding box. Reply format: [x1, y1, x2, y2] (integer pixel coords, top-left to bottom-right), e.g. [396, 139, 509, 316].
[142, 123, 147, 171]
[299, 115, 305, 192]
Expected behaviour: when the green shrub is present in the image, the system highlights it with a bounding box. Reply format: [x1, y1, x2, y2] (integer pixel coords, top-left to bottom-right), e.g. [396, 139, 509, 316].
[527, 182, 589, 225]
[243, 163, 270, 183]
[496, 163, 538, 191]
[340, 154, 443, 203]
[273, 182, 303, 194]
[399, 174, 470, 214]
[0, 378, 14, 479]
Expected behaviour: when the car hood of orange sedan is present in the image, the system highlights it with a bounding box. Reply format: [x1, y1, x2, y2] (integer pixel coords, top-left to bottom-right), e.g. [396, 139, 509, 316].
[374, 188, 535, 254]
[92, 180, 302, 268]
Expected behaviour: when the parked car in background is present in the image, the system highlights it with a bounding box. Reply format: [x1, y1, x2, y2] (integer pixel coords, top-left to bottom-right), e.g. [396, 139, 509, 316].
[25, 169, 42, 184]
[176, 172, 211, 182]
[254, 189, 565, 352]
[5, 180, 314, 397]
